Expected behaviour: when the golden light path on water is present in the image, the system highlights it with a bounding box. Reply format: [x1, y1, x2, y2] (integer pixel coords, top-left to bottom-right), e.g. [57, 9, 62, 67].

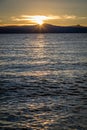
[0, 34, 87, 130]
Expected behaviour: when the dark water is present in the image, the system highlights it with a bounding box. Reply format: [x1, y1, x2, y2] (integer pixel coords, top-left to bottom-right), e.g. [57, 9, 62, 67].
[0, 34, 87, 130]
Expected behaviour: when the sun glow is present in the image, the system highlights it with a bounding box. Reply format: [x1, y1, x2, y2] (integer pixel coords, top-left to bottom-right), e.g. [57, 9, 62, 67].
[35, 18, 43, 25]
[11, 15, 58, 25]
[32, 16, 47, 25]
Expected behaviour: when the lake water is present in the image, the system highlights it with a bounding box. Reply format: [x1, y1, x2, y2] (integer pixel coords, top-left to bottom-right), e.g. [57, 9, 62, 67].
[0, 34, 87, 130]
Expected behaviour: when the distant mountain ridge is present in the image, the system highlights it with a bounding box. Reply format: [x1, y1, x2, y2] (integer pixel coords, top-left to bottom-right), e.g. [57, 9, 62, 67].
[0, 24, 87, 33]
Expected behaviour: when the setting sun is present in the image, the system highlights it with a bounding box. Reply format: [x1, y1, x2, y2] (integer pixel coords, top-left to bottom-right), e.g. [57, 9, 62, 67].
[32, 16, 47, 25]
[35, 18, 43, 25]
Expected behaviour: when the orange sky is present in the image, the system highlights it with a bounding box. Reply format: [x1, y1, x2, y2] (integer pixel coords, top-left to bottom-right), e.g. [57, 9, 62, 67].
[0, 0, 87, 26]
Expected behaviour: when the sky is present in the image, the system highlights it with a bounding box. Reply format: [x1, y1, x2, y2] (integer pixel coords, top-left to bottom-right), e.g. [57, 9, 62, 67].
[0, 0, 87, 26]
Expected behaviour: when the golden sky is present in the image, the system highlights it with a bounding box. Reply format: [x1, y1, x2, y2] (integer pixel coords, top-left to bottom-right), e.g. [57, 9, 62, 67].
[0, 0, 87, 26]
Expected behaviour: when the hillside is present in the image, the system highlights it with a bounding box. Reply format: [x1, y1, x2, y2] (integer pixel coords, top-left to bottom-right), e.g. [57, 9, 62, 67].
[0, 24, 87, 33]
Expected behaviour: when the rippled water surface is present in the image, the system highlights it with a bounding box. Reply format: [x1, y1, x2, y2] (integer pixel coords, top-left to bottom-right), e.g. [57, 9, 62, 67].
[0, 34, 87, 130]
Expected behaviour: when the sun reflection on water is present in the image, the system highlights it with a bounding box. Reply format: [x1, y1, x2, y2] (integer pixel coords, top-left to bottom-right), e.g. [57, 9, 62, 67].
[0, 34, 87, 130]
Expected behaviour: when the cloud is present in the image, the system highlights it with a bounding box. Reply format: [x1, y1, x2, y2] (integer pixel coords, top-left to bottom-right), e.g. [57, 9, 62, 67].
[78, 16, 87, 19]
[0, 19, 2, 23]
[11, 15, 59, 25]
[11, 15, 87, 23]
[62, 15, 87, 20]
[63, 15, 76, 19]
[11, 15, 59, 22]
[11, 16, 26, 22]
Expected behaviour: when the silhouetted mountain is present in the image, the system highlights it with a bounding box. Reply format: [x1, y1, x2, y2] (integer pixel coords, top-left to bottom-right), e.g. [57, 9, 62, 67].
[0, 24, 87, 33]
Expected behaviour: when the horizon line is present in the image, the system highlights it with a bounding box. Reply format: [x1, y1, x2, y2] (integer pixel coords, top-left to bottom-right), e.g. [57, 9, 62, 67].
[0, 23, 87, 27]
